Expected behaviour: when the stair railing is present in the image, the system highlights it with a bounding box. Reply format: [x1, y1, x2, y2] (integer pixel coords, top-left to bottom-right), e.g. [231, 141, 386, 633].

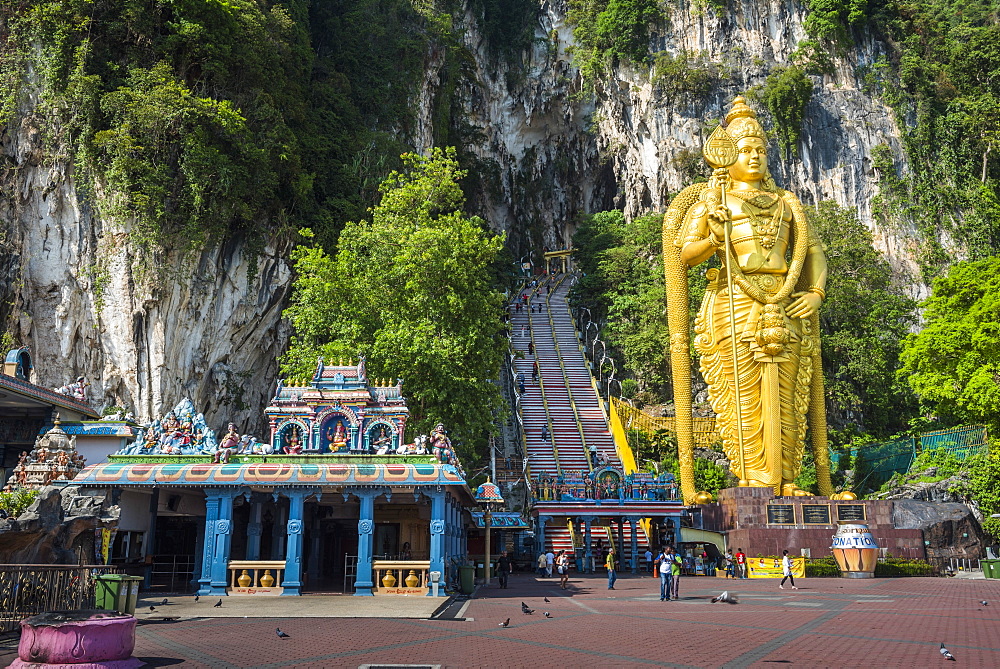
[544, 273, 594, 472]
[526, 282, 561, 480]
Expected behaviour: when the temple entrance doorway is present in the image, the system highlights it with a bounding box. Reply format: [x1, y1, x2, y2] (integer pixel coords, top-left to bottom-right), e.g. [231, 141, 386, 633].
[151, 516, 198, 593]
[303, 518, 358, 593]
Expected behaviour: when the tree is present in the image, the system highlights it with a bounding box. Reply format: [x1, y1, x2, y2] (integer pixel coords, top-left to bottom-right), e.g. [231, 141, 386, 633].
[282, 148, 507, 462]
[809, 202, 919, 438]
[571, 210, 672, 401]
[964, 444, 1000, 541]
[899, 257, 1000, 433]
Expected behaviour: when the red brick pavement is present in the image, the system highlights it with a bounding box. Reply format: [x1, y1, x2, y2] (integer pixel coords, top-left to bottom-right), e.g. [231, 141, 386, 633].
[3, 573, 999, 667]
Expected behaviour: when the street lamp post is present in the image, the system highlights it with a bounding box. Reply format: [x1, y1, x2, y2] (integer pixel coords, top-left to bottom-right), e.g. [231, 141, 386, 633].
[475, 478, 505, 588]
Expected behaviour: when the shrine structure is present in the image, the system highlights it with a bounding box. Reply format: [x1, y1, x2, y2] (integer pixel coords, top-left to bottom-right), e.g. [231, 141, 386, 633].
[70, 359, 475, 597]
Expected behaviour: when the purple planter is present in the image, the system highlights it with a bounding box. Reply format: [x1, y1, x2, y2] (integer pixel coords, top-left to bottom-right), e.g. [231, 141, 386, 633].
[11, 610, 143, 669]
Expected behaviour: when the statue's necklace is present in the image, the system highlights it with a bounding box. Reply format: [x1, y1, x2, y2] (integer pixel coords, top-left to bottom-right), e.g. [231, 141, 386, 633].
[729, 189, 781, 249]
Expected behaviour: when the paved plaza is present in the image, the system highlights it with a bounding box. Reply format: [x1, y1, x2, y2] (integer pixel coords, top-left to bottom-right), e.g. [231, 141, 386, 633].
[3, 573, 999, 667]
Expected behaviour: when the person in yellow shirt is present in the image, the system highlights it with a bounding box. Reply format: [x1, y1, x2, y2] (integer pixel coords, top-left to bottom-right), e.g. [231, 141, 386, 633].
[605, 548, 617, 590]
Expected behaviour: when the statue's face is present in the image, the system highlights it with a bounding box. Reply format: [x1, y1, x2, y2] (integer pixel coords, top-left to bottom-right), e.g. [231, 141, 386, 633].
[730, 137, 768, 184]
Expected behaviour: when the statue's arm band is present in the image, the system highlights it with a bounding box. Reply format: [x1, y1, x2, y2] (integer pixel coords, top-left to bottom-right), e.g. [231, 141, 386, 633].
[809, 286, 826, 300]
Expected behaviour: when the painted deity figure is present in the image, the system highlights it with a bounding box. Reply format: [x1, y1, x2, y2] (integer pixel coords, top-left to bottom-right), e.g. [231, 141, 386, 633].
[665, 96, 833, 499]
[372, 427, 391, 454]
[327, 422, 348, 452]
[213, 423, 239, 463]
[284, 427, 303, 454]
[429, 423, 450, 463]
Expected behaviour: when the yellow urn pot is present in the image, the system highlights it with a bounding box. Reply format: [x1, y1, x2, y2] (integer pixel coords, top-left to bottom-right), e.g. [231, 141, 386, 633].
[382, 571, 397, 588]
[405, 570, 420, 588]
[260, 570, 275, 588]
[237, 570, 252, 588]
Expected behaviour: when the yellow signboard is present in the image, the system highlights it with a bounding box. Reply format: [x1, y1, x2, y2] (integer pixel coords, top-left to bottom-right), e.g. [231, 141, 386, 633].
[747, 556, 805, 578]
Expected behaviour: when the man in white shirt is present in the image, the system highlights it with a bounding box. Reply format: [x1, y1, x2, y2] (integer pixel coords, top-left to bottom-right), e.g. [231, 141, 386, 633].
[545, 550, 555, 577]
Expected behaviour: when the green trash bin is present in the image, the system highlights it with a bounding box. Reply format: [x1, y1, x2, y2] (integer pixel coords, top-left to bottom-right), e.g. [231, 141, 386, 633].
[476, 562, 496, 580]
[459, 565, 475, 594]
[121, 575, 142, 614]
[95, 574, 143, 614]
[983, 559, 998, 579]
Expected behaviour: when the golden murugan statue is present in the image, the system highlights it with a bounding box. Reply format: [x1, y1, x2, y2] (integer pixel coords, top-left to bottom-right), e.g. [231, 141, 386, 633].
[664, 97, 834, 503]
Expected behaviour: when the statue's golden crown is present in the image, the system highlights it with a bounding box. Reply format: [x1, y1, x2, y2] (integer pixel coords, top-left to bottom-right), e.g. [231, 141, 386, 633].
[724, 96, 766, 142]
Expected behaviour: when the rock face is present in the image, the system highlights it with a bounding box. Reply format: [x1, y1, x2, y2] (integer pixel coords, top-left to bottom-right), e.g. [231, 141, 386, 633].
[0, 1, 911, 429]
[892, 499, 984, 565]
[436, 0, 910, 272]
[0, 486, 119, 564]
[1, 115, 292, 435]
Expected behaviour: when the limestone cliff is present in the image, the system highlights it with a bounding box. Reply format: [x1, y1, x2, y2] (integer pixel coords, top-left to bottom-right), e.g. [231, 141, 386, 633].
[0, 114, 291, 434]
[0, 0, 910, 428]
[435, 0, 911, 273]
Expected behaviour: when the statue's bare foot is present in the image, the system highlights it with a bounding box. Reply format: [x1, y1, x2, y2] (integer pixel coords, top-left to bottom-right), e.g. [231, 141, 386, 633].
[781, 483, 810, 497]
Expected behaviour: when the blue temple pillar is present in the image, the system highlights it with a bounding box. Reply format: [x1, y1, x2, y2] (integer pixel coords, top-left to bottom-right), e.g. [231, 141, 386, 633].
[537, 515, 551, 559]
[354, 490, 378, 596]
[628, 516, 639, 574]
[246, 499, 263, 561]
[281, 489, 309, 596]
[196, 494, 220, 595]
[428, 490, 446, 596]
[204, 490, 236, 596]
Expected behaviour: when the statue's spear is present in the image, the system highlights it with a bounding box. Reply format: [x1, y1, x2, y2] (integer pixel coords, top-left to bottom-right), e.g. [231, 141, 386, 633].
[703, 124, 746, 484]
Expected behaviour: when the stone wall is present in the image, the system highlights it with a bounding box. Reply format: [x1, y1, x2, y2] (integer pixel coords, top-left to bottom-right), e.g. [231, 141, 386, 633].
[699, 487, 983, 565]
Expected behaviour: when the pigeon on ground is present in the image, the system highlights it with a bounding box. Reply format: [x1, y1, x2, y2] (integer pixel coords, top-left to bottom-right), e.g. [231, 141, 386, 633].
[543, 597, 550, 603]
[521, 601, 534, 615]
[940, 643, 956, 661]
[194, 595, 199, 602]
[214, 599, 222, 608]
[711, 591, 739, 604]
[161, 598, 168, 606]
[148, 606, 156, 612]
[543, 611, 551, 618]
[499, 618, 510, 628]
[981, 600, 989, 606]
[276, 628, 290, 639]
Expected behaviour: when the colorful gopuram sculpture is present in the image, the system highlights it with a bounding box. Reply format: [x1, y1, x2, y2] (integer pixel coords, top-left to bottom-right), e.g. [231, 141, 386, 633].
[664, 97, 834, 502]
[4, 416, 87, 490]
[265, 357, 409, 455]
[119, 398, 219, 456]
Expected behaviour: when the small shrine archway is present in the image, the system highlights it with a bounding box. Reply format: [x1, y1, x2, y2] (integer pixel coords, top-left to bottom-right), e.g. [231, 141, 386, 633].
[275, 419, 309, 453]
[365, 420, 399, 452]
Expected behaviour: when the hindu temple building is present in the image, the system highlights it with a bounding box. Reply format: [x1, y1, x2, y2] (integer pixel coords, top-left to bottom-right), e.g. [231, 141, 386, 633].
[0, 347, 100, 486]
[70, 359, 476, 597]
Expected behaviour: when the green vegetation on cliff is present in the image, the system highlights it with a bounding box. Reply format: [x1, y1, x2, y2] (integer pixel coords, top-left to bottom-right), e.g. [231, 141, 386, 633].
[803, 1, 1000, 279]
[0, 0, 509, 258]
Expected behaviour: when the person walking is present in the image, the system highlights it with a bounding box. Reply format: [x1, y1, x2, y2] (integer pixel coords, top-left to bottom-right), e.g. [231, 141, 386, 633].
[735, 548, 747, 579]
[725, 550, 735, 578]
[779, 550, 798, 590]
[545, 549, 555, 578]
[557, 551, 571, 589]
[655, 547, 672, 601]
[605, 548, 617, 590]
[497, 551, 512, 589]
[537, 552, 547, 577]
[645, 548, 654, 573]
[668, 547, 682, 600]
